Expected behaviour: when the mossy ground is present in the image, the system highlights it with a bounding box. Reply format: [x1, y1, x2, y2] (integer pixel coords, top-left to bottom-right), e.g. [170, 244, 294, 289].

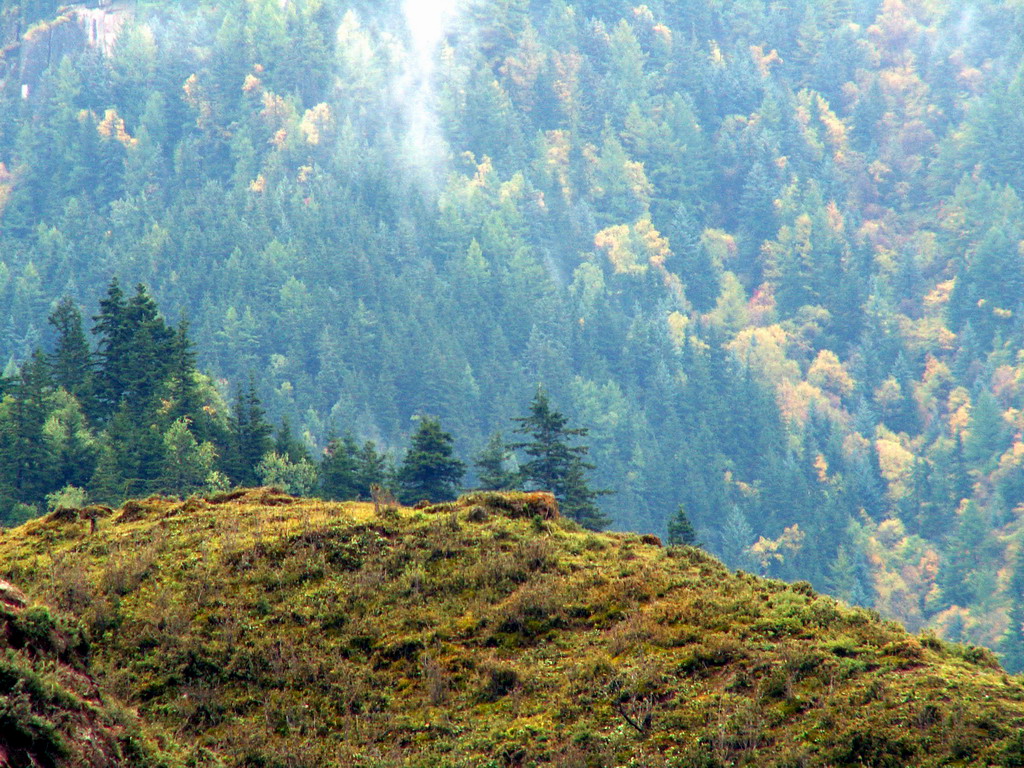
[2, 489, 1024, 767]
[0, 579, 182, 768]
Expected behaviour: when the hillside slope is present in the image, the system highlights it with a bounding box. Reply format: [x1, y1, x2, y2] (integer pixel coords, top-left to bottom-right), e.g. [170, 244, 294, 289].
[0, 578, 182, 768]
[2, 490, 1024, 767]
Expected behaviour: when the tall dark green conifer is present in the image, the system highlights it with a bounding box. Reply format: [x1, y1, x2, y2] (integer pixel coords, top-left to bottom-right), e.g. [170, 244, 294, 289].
[397, 417, 465, 504]
[0, 352, 55, 513]
[511, 388, 609, 530]
[47, 296, 95, 415]
[225, 379, 274, 487]
[473, 432, 519, 490]
[320, 434, 362, 501]
[92, 280, 176, 419]
[667, 505, 699, 546]
[1000, 545, 1024, 674]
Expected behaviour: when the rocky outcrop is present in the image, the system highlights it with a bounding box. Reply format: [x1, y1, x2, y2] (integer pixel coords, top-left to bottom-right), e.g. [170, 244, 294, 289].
[3, 3, 131, 100]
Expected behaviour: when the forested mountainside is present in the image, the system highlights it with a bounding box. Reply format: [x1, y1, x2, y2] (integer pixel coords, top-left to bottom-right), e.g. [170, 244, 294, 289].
[6, 490, 1024, 768]
[3, 0, 1024, 661]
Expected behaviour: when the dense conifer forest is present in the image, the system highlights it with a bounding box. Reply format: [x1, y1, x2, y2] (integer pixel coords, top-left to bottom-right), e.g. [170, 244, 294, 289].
[3, 0, 1024, 665]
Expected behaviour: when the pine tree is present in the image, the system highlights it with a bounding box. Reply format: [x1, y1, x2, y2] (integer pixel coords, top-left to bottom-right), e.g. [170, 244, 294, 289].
[560, 454, 611, 530]
[511, 388, 609, 529]
[397, 417, 466, 504]
[963, 390, 1009, 471]
[275, 415, 312, 463]
[91, 278, 131, 419]
[45, 389, 98, 490]
[99, 402, 166, 499]
[719, 505, 756, 570]
[161, 316, 212, 439]
[939, 501, 992, 608]
[826, 544, 872, 607]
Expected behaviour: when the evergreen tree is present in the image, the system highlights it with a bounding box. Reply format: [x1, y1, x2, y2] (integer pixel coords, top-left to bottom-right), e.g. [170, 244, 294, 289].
[511, 388, 609, 529]
[320, 434, 362, 501]
[275, 415, 312, 463]
[159, 416, 216, 496]
[225, 379, 274, 487]
[667, 505, 699, 546]
[44, 389, 99, 490]
[963, 391, 1010, 471]
[92, 280, 175, 420]
[257, 451, 318, 497]
[826, 544, 872, 607]
[0, 352, 56, 509]
[719, 505, 756, 570]
[1000, 545, 1024, 674]
[397, 417, 466, 504]
[474, 432, 519, 490]
[161, 316, 215, 441]
[560, 454, 611, 530]
[939, 501, 993, 608]
[355, 440, 391, 498]
[98, 402, 166, 499]
[47, 296, 95, 415]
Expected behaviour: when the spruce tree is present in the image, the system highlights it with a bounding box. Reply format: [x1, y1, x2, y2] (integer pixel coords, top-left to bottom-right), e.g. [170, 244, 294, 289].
[1001, 546, 1024, 674]
[92, 280, 175, 420]
[397, 417, 465, 504]
[159, 417, 216, 496]
[667, 505, 699, 546]
[275, 415, 311, 463]
[46, 390, 99, 490]
[91, 278, 131, 419]
[511, 388, 609, 530]
[474, 432, 519, 490]
[161, 317, 213, 439]
[225, 379, 274, 487]
[320, 434, 362, 501]
[47, 296, 95, 415]
[3, 351, 56, 507]
[355, 441, 391, 498]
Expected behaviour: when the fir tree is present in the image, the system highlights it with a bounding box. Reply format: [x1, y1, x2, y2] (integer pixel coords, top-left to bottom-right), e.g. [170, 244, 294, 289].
[47, 296, 95, 415]
[161, 316, 213, 440]
[355, 441, 391, 498]
[511, 388, 609, 530]
[320, 434, 362, 501]
[159, 417, 216, 496]
[45, 389, 99, 490]
[1000, 545, 1024, 674]
[826, 544, 872, 607]
[397, 417, 465, 504]
[225, 379, 274, 487]
[275, 415, 311, 463]
[474, 432, 519, 490]
[667, 505, 699, 546]
[92, 280, 175, 420]
[0, 352, 56, 508]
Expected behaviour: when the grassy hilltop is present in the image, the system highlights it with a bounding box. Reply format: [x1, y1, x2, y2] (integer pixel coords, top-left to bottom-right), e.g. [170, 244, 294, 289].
[2, 490, 1024, 767]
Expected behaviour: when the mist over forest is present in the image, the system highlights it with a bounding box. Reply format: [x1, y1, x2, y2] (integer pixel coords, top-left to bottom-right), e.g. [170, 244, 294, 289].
[3, 0, 1024, 664]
